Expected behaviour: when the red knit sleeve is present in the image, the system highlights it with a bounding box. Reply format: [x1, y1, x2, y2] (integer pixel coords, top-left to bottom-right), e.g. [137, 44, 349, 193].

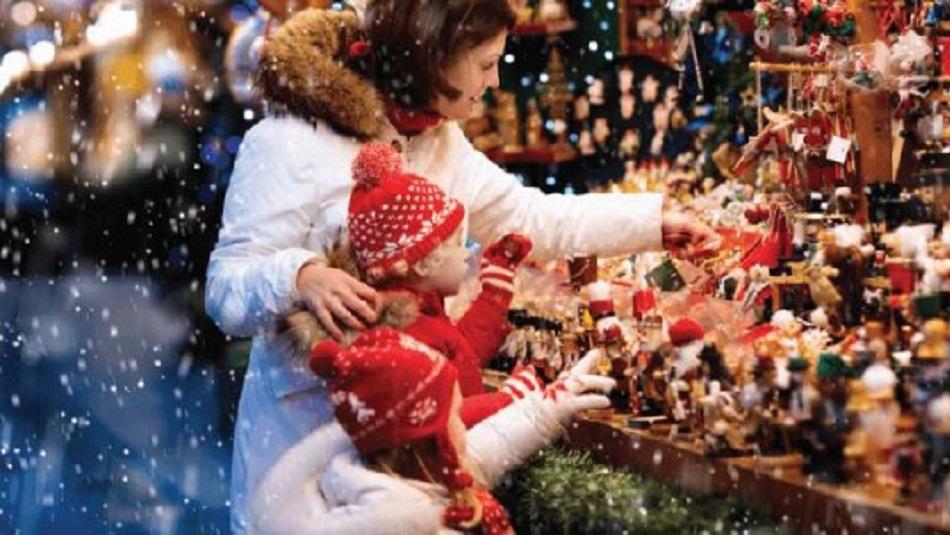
[404, 316, 486, 396]
[460, 391, 513, 428]
[455, 286, 512, 369]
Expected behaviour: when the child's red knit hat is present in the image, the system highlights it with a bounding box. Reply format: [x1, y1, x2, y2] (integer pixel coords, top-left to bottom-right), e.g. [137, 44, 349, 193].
[309, 328, 459, 457]
[348, 143, 465, 276]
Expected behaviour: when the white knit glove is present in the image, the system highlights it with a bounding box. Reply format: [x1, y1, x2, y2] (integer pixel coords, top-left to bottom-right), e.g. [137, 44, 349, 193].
[499, 364, 546, 401]
[540, 348, 615, 426]
[467, 349, 614, 488]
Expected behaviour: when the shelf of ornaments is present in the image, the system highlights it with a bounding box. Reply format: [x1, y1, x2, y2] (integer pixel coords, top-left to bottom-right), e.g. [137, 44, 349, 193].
[621, 39, 671, 65]
[565, 413, 950, 533]
[510, 18, 578, 37]
[485, 143, 577, 165]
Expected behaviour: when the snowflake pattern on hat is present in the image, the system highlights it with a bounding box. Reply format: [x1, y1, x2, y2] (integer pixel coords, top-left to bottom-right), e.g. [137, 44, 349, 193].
[407, 396, 438, 426]
[330, 390, 377, 423]
[398, 333, 444, 363]
[348, 144, 465, 273]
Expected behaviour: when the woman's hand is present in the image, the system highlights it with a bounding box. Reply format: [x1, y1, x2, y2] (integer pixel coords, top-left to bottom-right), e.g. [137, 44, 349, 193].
[661, 210, 720, 260]
[296, 263, 378, 341]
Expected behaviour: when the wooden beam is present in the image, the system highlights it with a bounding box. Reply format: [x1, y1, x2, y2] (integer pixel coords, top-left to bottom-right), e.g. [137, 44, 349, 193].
[847, 0, 894, 187]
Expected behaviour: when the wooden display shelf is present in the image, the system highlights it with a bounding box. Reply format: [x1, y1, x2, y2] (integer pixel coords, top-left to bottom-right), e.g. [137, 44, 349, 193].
[511, 19, 577, 37]
[566, 415, 950, 533]
[486, 145, 576, 165]
[622, 39, 671, 64]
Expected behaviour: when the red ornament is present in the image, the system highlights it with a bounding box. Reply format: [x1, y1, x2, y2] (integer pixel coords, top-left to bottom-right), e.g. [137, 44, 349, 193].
[348, 40, 371, 58]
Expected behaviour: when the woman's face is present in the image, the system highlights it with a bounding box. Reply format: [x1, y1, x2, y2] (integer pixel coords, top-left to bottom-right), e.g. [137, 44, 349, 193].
[432, 31, 508, 121]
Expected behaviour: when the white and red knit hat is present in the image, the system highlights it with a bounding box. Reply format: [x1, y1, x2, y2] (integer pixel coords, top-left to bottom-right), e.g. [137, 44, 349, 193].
[668, 318, 705, 379]
[309, 328, 486, 518]
[309, 328, 459, 456]
[348, 143, 465, 277]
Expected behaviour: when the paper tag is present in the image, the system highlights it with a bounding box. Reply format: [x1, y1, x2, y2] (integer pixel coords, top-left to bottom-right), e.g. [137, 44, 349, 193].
[825, 136, 851, 164]
[792, 132, 805, 152]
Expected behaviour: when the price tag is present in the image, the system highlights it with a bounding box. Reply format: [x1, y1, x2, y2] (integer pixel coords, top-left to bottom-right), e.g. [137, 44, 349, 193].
[826, 136, 851, 164]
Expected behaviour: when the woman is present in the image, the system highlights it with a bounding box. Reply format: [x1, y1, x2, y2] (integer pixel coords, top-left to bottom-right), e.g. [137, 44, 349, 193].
[206, 1, 716, 532]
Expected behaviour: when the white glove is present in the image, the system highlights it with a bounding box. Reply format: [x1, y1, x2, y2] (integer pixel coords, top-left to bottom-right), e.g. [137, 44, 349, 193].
[499, 364, 545, 401]
[540, 348, 615, 426]
[466, 349, 615, 488]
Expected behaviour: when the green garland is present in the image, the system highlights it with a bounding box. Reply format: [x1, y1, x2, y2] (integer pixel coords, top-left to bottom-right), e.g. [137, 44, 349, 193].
[494, 447, 785, 534]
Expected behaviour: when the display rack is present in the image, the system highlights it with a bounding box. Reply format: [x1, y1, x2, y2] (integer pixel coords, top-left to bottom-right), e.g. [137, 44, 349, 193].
[511, 19, 578, 37]
[486, 145, 577, 165]
[567, 415, 950, 533]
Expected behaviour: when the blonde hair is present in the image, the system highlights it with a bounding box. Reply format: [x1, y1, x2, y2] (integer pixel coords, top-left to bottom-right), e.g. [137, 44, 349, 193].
[364, 436, 486, 488]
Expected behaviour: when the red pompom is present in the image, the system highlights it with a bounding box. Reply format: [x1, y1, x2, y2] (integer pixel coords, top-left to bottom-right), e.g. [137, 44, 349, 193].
[442, 468, 474, 491]
[351, 142, 402, 189]
[668, 318, 705, 347]
[348, 40, 371, 58]
[309, 340, 341, 378]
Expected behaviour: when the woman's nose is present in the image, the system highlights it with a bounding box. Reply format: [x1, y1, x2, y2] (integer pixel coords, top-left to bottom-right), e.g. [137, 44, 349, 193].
[487, 67, 500, 88]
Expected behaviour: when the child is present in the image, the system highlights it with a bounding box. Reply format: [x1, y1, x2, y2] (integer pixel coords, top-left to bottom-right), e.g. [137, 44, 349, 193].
[249, 337, 614, 534]
[246, 143, 615, 533]
[308, 327, 513, 534]
[285, 142, 534, 426]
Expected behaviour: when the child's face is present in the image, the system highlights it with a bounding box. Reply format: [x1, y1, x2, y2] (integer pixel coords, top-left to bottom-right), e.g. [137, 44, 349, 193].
[418, 226, 470, 296]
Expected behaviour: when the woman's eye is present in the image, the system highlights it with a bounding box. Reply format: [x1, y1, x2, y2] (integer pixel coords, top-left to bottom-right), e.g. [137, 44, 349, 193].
[481, 62, 496, 71]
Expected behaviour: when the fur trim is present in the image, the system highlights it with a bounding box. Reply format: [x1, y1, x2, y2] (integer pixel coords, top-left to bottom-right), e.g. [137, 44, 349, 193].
[277, 235, 419, 357]
[280, 292, 419, 357]
[257, 8, 385, 139]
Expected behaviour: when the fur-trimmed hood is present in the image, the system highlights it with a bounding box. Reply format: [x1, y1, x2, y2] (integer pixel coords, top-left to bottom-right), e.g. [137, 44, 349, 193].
[257, 8, 385, 140]
[278, 238, 419, 357]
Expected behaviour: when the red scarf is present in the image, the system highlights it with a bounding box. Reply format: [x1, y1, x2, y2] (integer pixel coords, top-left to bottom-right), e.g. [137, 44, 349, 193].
[384, 99, 443, 137]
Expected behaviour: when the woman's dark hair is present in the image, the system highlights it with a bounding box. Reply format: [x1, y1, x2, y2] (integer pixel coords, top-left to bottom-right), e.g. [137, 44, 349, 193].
[363, 0, 516, 109]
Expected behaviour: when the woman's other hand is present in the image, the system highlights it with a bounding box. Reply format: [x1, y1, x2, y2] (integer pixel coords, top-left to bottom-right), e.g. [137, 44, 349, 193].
[296, 263, 378, 341]
[661, 210, 720, 260]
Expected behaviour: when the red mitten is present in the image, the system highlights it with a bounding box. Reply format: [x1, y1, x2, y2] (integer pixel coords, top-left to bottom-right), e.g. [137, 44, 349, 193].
[482, 233, 532, 269]
[480, 234, 532, 296]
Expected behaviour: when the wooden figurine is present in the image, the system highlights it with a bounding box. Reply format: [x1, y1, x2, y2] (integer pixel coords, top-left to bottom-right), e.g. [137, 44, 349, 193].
[492, 90, 523, 152]
[800, 353, 852, 483]
[700, 380, 748, 456]
[537, 0, 568, 22]
[618, 66, 635, 95]
[667, 318, 707, 432]
[524, 97, 547, 149]
[635, 311, 668, 417]
[740, 355, 785, 454]
[859, 362, 901, 484]
[924, 393, 950, 502]
[598, 315, 633, 412]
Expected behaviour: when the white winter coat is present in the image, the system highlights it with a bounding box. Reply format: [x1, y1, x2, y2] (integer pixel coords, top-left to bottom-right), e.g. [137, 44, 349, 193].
[204, 9, 663, 533]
